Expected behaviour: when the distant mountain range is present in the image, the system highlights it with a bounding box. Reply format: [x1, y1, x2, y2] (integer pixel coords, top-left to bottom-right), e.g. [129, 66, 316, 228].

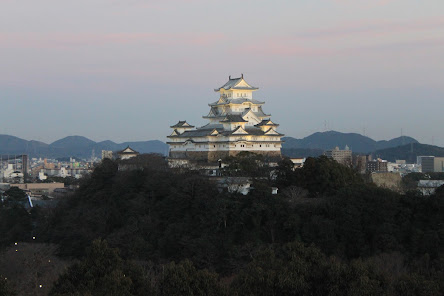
[282, 131, 418, 153]
[0, 135, 168, 159]
[373, 143, 444, 163]
[0, 131, 438, 161]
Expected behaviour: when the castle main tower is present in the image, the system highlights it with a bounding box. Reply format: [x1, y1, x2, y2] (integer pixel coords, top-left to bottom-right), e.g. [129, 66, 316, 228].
[167, 75, 284, 162]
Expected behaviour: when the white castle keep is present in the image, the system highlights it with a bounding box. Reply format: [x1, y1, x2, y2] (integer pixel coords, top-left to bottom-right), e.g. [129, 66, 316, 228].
[167, 75, 284, 162]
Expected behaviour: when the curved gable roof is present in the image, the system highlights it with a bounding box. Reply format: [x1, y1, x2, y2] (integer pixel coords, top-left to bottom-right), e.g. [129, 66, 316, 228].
[214, 75, 258, 92]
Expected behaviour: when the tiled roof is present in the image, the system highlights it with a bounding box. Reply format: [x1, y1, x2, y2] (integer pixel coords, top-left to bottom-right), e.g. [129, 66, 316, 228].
[215, 75, 258, 91]
[170, 121, 195, 128]
[255, 106, 270, 117]
[221, 115, 247, 123]
[209, 98, 265, 106]
[168, 123, 284, 138]
[256, 119, 279, 127]
[117, 146, 139, 154]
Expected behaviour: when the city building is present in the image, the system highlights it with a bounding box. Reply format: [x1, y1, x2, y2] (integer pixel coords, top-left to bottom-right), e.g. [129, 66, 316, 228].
[419, 156, 444, 173]
[324, 146, 352, 166]
[419, 156, 435, 172]
[40, 167, 91, 179]
[167, 75, 284, 163]
[366, 159, 388, 173]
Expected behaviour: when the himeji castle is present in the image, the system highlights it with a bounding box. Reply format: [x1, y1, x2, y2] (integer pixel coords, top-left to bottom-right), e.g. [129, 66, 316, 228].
[167, 75, 284, 162]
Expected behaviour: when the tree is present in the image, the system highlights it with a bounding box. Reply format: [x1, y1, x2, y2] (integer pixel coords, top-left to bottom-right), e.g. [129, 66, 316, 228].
[231, 242, 387, 296]
[157, 259, 226, 296]
[4, 187, 27, 203]
[50, 239, 150, 296]
[0, 205, 32, 247]
[282, 156, 364, 196]
[222, 152, 270, 178]
[0, 243, 69, 296]
[393, 273, 440, 296]
[0, 277, 16, 296]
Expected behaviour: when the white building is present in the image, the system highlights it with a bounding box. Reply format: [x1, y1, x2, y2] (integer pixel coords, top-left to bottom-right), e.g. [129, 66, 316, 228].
[117, 146, 139, 160]
[168, 75, 284, 163]
[418, 180, 444, 195]
[290, 158, 306, 169]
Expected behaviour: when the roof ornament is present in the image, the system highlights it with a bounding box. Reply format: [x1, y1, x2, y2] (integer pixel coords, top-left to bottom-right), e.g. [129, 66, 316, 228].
[241, 73, 244, 79]
[229, 75, 231, 79]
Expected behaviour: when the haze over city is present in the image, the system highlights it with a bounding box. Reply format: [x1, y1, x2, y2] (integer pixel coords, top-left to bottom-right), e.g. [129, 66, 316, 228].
[2, 0, 444, 146]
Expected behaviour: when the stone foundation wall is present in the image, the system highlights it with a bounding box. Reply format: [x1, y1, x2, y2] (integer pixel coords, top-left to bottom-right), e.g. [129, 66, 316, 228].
[169, 150, 282, 162]
[370, 172, 402, 192]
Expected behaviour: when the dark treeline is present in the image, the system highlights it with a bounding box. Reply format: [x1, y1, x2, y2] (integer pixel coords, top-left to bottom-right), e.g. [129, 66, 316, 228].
[1, 154, 444, 295]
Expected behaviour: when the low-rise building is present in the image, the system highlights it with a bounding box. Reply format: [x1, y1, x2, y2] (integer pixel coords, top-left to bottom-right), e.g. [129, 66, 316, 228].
[117, 146, 139, 160]
[290, 158, 306, 169]
[366, 159, 388, 173]
[324, 146, 352, 166]
[417, 180, 444, 195]
[11, 183, 65, 196]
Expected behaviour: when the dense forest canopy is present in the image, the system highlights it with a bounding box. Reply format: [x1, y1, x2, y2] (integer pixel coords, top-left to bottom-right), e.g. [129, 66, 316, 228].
[1, 154, 444, 295]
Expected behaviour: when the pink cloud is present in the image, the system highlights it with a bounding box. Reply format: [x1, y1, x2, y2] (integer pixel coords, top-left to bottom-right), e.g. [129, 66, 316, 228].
[235, 44, 332, 57]
[291, 17, 444, 40]
[332, 0, 397, 8]
[0, 32, 226, 49]
[235, 36, 444, 58]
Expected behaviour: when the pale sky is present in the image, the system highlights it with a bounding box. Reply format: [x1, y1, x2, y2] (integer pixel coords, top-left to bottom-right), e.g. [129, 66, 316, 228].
[1, 0, 444, 145]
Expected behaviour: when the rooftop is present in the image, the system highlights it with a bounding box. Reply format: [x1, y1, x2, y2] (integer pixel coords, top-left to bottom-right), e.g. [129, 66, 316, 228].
[170, 121, 195, 128]
[214, 75, 258, 92]
[221, 115, 248, 123]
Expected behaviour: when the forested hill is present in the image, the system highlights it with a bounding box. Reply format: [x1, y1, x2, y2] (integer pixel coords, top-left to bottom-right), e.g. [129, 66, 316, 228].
[1, 154, 444, 295]
[0, 134, 168, 159]
[282, 131, 418, 153]
[373, 142, 444, 162]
